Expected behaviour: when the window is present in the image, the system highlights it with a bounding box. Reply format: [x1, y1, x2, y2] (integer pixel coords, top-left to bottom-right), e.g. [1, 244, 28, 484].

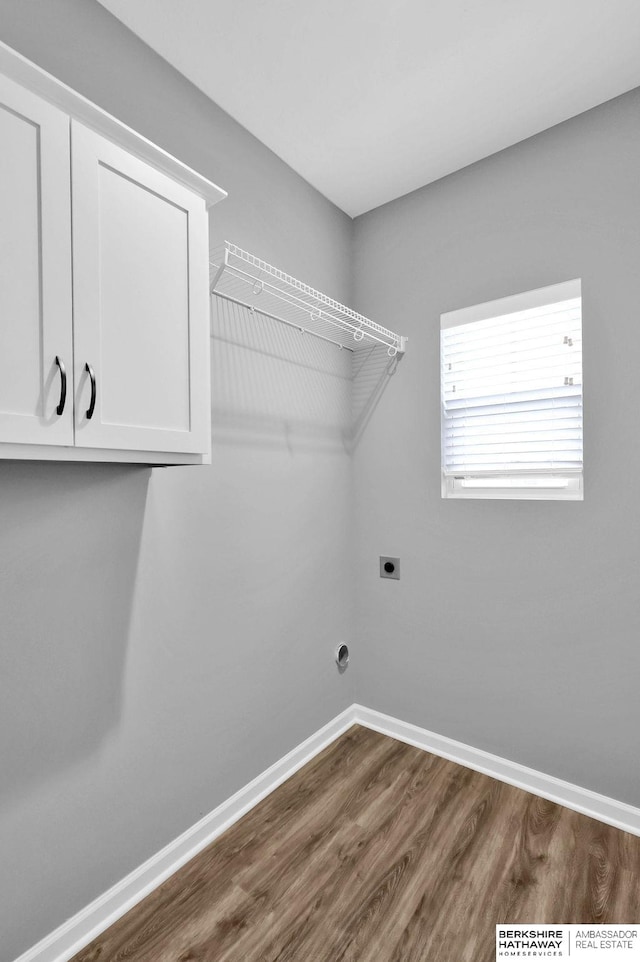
[440, 279, 583, 500]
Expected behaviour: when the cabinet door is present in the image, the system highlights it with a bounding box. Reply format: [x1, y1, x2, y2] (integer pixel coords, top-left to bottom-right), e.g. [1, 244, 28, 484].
[0, 75, 73, 445]
[71, 122, 210, 455]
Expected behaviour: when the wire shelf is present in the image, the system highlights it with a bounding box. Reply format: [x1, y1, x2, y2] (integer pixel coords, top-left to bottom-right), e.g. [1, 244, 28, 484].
[210, 242, 407, 357]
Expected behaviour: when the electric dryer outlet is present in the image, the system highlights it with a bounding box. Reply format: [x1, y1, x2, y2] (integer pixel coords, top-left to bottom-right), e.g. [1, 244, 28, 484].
[380, 557, 400, 579]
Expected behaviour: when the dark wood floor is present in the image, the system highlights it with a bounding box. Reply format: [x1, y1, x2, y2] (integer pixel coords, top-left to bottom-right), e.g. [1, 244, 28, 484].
[72, 726, 640, 962]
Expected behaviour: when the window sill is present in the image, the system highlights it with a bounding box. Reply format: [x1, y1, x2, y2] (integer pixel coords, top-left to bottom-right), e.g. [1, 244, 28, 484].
[441, 476, 583, 501]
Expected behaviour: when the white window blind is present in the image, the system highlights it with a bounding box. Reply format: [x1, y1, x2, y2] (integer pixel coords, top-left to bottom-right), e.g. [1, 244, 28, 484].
[440, 280, 582, 499]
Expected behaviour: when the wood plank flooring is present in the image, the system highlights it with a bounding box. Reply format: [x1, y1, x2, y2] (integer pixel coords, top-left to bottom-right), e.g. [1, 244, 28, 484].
[72, 726, 640, 962]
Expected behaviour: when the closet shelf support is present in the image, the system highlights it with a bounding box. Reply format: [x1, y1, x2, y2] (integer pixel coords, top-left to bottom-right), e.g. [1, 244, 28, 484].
[210, 241, 407, 358]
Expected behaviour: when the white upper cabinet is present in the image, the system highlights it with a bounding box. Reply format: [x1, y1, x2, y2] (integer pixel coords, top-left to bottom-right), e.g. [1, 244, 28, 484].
[0, 43, 225, 464]
[0, 74, 73, 446]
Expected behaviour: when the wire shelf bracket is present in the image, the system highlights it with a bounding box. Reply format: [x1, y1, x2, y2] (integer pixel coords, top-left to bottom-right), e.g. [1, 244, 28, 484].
[210, 242, 407, 358]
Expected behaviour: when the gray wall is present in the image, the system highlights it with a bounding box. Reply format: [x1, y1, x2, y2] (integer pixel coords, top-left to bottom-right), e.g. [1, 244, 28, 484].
[0, 2, 354, 957]
[353, 88, 640, 809]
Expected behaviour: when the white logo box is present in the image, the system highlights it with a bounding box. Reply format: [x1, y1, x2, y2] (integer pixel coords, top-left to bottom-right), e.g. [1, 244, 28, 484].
[496, 925, 640, 960]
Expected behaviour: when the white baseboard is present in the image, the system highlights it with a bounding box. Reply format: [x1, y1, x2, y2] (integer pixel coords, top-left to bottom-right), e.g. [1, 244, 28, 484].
[14, 704, 357, 962]
[15, 702, 640, 962]
[353, 704, 640, 838]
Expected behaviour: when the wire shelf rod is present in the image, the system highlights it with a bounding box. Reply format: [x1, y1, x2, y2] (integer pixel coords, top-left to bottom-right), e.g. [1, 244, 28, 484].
[211, 291, 355, 352]
[210, 242, 407, 357]
[220, 261, 396, 351]
[215, 273, 348, 344]
[225, 243, 400, 344]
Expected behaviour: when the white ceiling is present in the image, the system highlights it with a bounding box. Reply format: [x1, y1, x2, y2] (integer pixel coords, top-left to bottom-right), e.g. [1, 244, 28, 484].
[97, 0, 640, 217]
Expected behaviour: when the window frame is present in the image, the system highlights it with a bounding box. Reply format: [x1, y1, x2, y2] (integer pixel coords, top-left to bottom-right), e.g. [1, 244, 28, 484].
[440, 279, 583, 502]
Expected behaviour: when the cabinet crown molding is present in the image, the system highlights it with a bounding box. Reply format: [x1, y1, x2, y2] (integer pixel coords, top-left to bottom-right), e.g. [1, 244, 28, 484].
[0, 39, 227, 208]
